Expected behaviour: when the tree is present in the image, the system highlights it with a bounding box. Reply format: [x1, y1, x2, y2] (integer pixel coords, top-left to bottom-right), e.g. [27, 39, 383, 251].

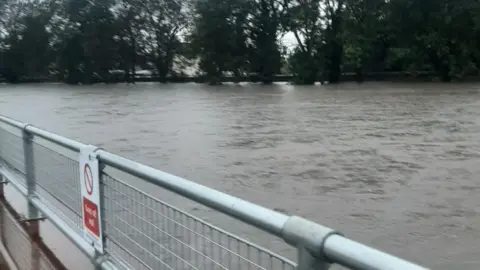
[56, 0, 117, 84]
[1, 0, 480, 84]
[343, 0, 390, 82]
[116, 0, 143, 83]
[190, 0, 251, 84]
[248, 0, 282, 84]
[0, 0, 53, 82]
[282, 0, 325, 84]
[389, 0, 480, 81]
[140, 0, 186, 82]
[323, 0, 345, 83]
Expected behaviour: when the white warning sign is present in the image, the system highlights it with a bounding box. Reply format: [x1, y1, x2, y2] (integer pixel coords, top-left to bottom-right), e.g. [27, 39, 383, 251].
[79, 146, 103, 252]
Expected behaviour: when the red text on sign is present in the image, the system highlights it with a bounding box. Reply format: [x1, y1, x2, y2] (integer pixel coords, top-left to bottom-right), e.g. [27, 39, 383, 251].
[83, 197, 99, 237]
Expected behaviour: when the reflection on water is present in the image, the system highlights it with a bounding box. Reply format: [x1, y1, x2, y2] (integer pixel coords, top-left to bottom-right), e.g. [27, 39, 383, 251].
[1, 82, 480, 269]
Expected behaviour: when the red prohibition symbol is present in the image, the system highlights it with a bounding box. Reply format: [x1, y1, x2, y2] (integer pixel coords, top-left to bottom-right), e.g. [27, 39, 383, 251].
[84, 164, 94, 196]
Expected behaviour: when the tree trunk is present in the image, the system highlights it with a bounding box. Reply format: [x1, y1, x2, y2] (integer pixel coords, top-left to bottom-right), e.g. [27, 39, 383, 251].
[327, 42, 343, 83]
[355, 66, 364, 83]
[326, 8, 344, 84]
[426, 48, 451, 82]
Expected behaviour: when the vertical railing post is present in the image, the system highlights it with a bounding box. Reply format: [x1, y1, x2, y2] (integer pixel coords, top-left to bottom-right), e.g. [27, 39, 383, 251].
[0, 174, 6, 200]
[282, 216, 341, 270]
[0, 199, 4, 248]
[0, 175, 4, 199]
[95, 160, 107, 270]
[22, 127, 40, 270]
[23, 128, 38, 223]
[296, 246, 330, 270]
[0, 175, 5, 258]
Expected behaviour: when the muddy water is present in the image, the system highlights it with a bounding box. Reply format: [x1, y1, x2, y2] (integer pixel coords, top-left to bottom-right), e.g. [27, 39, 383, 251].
[1, 82, 480, 269]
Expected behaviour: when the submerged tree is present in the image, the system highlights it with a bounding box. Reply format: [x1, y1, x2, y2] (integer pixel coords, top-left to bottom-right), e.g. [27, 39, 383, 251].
[1, 0, 480, 84]
[343, 0, 390, 82]
[281, 0, 327, 84]
[189, 0, 251, 84]
[0, 0, 55, 82]
[140, 0, 186, 82]
[248, 0, 282, 84]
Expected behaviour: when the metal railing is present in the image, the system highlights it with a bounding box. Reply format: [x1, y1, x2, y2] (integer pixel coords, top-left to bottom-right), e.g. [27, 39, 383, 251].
[0, 114, 429, 270]
[0, 197, 67, 270]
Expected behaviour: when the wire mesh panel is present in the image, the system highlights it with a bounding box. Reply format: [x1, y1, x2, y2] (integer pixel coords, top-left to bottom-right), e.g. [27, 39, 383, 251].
[102, 173, 296, 270]
[31, 140, 82, 232]
[0, 117, 429, 270]
[0, 124, 82, 233]
[0, 127, 26, 185]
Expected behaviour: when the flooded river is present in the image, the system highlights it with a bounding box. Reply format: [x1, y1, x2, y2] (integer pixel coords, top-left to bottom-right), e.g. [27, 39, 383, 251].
[1, 82, 480, 269]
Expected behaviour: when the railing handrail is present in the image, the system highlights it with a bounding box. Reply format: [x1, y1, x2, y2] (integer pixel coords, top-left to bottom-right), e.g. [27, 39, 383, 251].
[0, 114, 429, 270]
[97, 150, 289, 236]
[0, 168, 117, 270]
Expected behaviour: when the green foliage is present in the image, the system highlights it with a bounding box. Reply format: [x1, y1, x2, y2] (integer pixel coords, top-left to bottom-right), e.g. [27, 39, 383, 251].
[1, 0, 480, 84]
[189, 0, 251, 84]
[248, 0, 282, 84]
[281, 0, 325, 84]
[141, 0, 186, 82]
[0, 0, 53, 82]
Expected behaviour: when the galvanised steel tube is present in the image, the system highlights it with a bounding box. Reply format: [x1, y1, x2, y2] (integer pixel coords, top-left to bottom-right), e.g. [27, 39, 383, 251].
[323, 234, 429, 270]
[96, 150, 290, 237]
[0, 115, 429, 269]
[0, 168, 117, 270]
[25, 125, 85, 152]
[98, 150, 429, 270]
[0, 115, 25, 129]
[0, 115, 85, 152]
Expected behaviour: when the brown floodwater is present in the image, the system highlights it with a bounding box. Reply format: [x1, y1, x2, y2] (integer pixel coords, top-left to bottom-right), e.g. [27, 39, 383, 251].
[1, 82, 480, 269]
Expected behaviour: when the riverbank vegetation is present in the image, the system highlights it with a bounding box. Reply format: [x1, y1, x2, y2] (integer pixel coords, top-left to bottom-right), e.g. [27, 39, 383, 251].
[0, 0, 478, 85]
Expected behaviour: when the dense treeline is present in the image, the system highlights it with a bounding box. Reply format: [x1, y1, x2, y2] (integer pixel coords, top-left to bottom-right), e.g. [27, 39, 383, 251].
[0, 0, 479, 85]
